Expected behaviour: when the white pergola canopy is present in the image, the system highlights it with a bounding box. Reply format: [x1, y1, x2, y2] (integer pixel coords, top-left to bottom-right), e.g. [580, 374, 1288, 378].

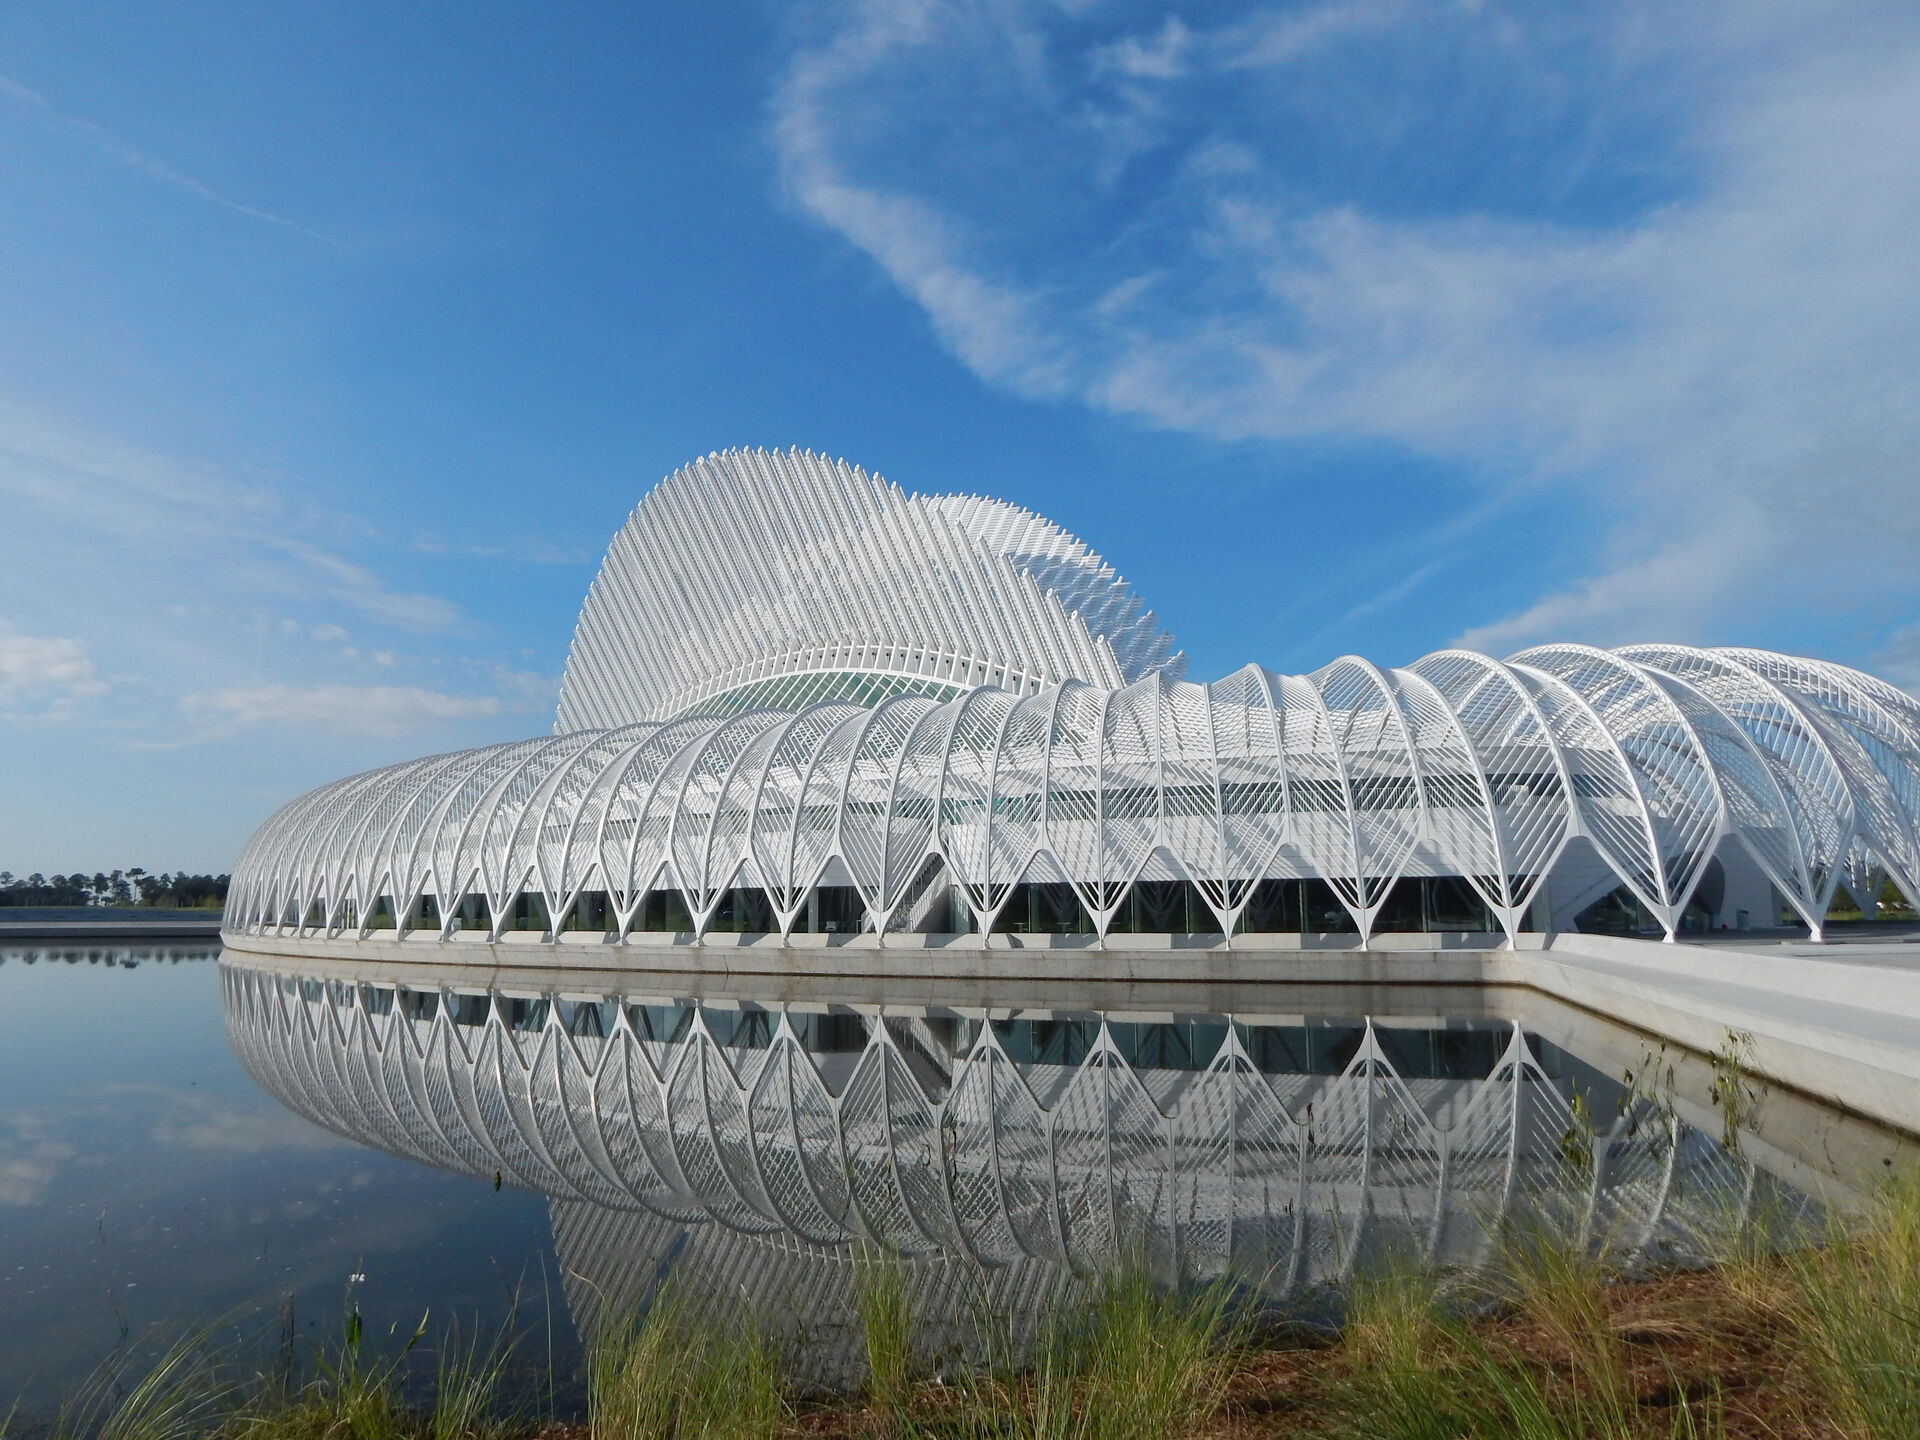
[227, 450, 1920, 949]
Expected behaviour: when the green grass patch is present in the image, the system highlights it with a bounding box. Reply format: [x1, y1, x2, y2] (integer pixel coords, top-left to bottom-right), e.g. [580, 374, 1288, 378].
[587, 1284, 784, 1440]
[1787, 1170, 1920, 1438]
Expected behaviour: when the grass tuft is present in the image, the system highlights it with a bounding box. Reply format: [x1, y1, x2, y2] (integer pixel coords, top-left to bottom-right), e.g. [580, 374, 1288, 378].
[854, 1246, 915, 1423]
[42, 1176, 1920, 1440]
[1486, 1202, 1630, 1410]
[1332, 1253, 1464, 1440]
[1788, 1169, 1920, 1438]
[869, 1264, 1241, 1440]
[222, 1305, 425, 1440]
[427, 1320, 517, 1440]
[587, 1284, 784, 1440]
[1049, 1266, 1241, 1440]
[56, 1329, 231, 1440]
[972, 1267, 1240, 1440]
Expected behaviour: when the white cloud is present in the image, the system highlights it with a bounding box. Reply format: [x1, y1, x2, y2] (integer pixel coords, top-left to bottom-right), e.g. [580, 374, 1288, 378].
[183, 683, 504, 737]
[1219, 0, 1403, 70]
[0, 1130, 74, 1207]
[0, 619, 107, 720]
[123, 1086, 348, 1154]
[0, 402, 461, 639]
[1341, 559, 1446, 627]
[770, 0, 1920, 656]
[410, 535, 594, 566]
[1093, 17, 1193, 81]
[0, 397, 515, 761]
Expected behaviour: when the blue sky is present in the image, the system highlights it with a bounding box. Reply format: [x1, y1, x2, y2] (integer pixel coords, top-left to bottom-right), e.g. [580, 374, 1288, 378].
[2, 1, 1918, 872]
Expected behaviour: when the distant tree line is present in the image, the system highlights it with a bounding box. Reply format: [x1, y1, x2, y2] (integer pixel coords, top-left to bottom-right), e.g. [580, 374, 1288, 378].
[0, 869, 230, 909]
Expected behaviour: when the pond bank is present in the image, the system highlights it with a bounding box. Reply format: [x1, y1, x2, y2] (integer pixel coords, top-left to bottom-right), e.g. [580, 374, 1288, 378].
[33, 1181, 1920, 1440]
[0, 906, 224, 939]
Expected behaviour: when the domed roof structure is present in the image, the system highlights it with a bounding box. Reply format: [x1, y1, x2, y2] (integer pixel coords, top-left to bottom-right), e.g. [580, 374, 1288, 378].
[225, 450, 1920, 953]
[555, 449, 1181, 730]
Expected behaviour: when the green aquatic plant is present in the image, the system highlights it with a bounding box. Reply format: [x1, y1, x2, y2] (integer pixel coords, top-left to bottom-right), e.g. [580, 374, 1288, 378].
[1707, 1028, 1764, 1159]
[53, 1328, 231, 1440]
[318, 1306, 425, 1440]
[224, 1303, 427, 1440]
[1559, 1084, 1598, 1180]
[1620, 1044, 1681, 1153]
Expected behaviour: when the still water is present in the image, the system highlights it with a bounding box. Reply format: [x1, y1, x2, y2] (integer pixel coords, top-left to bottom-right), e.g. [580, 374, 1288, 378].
[0, 944, 555, 1416]
[1, 941, 1911, 1413]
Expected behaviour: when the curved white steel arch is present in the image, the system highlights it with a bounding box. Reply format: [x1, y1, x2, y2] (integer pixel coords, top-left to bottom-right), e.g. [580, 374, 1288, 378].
[221, 450, 1920, 952]
[555, 449, 1183, 731]
[227, 646, 1920, 949]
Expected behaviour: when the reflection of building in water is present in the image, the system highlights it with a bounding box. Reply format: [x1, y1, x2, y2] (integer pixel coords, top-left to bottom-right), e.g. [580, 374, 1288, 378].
[225, 449, 1920, 955]
[546, 1203, 1064, 1388]
[224, 961, 1797, 1377]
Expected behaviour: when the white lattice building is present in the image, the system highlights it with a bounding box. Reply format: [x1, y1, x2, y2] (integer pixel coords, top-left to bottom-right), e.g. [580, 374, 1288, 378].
[225, 448, 1920, 949]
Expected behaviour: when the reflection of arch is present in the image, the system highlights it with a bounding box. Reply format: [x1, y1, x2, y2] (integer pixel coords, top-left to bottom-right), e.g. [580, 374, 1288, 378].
[548, 1200, 1064, 1391]
[224, 964, 1768, 1294]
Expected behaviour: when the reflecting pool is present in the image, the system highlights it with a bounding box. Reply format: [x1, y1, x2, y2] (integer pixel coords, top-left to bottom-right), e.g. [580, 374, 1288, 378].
[2, 943, 1914, 1411]
[0, 945, 555, 1418]
[218, 956, 1918, 1388]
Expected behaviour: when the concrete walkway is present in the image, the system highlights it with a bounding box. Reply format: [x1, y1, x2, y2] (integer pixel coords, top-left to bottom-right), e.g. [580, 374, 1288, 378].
[1525, 930, 1920, 1138]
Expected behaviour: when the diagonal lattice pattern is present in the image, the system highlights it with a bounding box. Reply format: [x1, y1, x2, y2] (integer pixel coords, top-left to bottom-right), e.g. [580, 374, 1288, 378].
[229, 647, 1920, 945]
[223, 964, 1769, 1292]
[226, 451, 1920, 947]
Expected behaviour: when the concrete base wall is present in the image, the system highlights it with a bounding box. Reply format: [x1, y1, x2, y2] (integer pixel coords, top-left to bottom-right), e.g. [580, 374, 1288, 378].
[1712, 837, 1780, 931]
[1543, 836, 1627, 931]
[1523, 932, 1920, 1143]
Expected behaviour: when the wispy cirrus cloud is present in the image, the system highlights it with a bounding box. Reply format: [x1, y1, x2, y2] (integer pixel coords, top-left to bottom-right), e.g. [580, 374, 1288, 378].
[182, 683, 505, 738]
[770, 1, 1920, 662]
[0, 74, 338, 245]
[0, 402, 460, 639]
[0, 398, 547, 759]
